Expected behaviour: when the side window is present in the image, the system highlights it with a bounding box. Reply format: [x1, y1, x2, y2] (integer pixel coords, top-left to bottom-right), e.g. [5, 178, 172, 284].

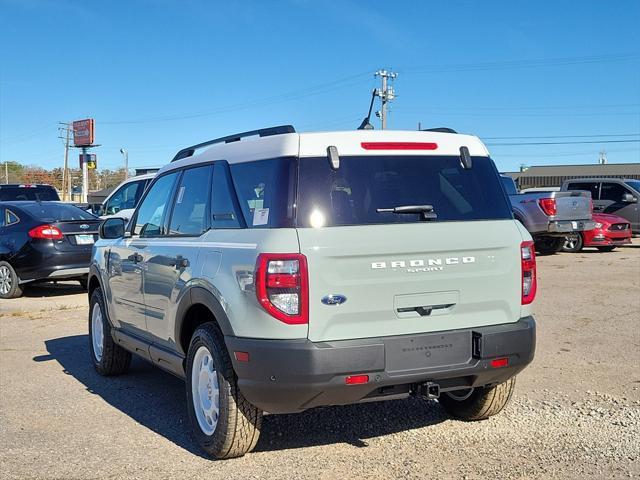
[566, 182, 600, 200]
[106, 181, 142, 214]
[134, 172, 179, 236]
[0, 208, 4, 227]
[229, 158, 296, 228]
[6, 209, 19, 225]
[168, 165, 212, 236]
[600, 182, 628, 202]
[211, 163, 242, 229]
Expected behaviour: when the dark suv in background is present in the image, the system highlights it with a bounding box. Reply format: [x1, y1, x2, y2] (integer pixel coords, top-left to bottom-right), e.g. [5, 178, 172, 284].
[561, 178, 640, 235]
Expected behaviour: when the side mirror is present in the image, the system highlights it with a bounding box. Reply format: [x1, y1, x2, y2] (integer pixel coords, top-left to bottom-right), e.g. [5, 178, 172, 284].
[622, 193, 637, 203]
[100, 217, 125, 239]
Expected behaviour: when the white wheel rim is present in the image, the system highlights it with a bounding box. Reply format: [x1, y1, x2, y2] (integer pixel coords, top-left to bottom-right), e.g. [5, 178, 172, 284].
[191, 346, 219, 436]
[0, 266, 12, 295]
[445, 388, 474, 401]
[91, 303, 104, 362]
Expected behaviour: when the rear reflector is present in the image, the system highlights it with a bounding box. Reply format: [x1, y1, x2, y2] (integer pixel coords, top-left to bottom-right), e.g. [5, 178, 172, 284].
[490, 357, 509, 368]
[345, 374, 369, 385]
[28, 224, 63, 240]
[361, 142, 438, 151]
[234, 351, 250, 362]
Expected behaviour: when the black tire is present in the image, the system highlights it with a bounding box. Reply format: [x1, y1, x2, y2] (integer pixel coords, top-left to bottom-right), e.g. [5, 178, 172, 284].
[439, 377, 516, 421]
[0, 261, 23, 299]
[535, 236, 564, 255]
[89, 288, 131, 376]
[185, 322, 262, 459]
[562, 233, 584, 253]
[597, 246, 616, 252]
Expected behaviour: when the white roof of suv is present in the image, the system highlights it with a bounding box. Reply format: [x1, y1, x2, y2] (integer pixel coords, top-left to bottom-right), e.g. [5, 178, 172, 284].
[160, 127, 490, 175]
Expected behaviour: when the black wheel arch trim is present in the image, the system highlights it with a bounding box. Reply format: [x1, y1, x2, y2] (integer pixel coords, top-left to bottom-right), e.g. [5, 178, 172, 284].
[174, 286, 235, 357]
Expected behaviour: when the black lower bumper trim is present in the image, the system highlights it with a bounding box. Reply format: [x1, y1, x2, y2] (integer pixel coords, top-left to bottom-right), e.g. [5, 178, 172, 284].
[225, 317, 536, 414]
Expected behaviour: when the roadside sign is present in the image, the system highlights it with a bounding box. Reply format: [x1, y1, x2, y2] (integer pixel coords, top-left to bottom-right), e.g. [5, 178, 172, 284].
[73, 119, 95, 146]
[79, 153, 97, 170]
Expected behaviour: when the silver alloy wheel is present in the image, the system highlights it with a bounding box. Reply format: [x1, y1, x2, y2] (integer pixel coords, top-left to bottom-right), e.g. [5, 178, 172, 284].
[445, 388, 475, 401]
[564, 234, 580, 251]
[91, 302, 104, 362]
[192, 345, 220, 436]
[0, 265, 12, 295]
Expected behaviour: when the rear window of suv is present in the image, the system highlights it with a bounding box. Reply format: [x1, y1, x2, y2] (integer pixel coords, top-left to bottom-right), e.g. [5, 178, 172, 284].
[296, 155, 512, 227]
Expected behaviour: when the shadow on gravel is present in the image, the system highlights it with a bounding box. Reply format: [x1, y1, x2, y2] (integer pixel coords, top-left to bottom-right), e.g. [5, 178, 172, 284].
[23, 282, 85, 298]
[34, 334, 449, 456]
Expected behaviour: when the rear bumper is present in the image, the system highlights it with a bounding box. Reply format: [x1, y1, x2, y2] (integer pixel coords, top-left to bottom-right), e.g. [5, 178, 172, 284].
[13, 245, 91, 283]
[226, 317, 536, 414]
[548, 219, 595, 233]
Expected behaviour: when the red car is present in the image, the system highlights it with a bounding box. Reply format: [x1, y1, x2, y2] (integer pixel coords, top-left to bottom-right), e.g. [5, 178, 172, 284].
[563, 213, 632, 252]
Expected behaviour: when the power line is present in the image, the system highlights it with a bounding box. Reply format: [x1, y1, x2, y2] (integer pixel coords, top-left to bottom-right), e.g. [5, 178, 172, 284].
[482, 133, 640, 140]
[486, 139, 640, 146]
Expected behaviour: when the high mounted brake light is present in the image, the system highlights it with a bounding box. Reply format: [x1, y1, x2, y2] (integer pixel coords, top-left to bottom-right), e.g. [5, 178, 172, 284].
[255, 253, 309, 325]
[360, 142, 438, 151]
[520, 241, 537, 305]
[28, 224, 63, 240]
[538, 198, 557, 216]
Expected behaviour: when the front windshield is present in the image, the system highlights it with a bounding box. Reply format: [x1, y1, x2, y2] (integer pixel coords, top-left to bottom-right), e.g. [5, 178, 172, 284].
[626, 180, 640, 193]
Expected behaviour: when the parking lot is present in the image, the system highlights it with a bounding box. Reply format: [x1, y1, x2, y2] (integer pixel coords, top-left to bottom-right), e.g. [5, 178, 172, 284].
[1, 243, 639, 479]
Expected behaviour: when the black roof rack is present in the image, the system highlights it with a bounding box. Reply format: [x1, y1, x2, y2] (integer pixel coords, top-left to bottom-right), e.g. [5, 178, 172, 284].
[171, 125, 296, 162]
[421, 127, 457, 134]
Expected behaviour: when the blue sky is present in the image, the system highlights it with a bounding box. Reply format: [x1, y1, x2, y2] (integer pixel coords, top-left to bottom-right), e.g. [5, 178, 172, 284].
[1, 0, 639, 173]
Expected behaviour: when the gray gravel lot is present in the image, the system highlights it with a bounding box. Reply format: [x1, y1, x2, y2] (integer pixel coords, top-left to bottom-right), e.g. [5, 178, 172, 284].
[1, 242, 639, 479]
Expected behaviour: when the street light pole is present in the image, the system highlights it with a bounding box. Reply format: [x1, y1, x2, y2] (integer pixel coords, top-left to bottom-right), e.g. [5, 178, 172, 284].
[120, 148, 128, 179]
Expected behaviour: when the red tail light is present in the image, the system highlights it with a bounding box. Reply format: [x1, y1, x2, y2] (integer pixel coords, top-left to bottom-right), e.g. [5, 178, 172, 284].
[520, 241, 537, 305]
[490, 357, 509, 368]
[28, 224, 63, 240]
[361, 142, 438, 150]
[345, 375, 369, 385]
[538, 198, 557, 216]
[255, 253, 308, 325]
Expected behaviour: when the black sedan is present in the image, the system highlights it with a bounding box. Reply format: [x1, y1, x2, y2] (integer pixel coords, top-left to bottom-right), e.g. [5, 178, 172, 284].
[0, 201, 101, 298]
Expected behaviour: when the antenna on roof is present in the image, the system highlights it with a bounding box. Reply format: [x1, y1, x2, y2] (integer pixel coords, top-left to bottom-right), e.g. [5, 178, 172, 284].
[357, 89, 376, 130]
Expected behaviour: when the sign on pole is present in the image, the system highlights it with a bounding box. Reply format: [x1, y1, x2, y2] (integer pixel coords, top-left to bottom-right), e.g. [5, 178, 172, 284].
[72, 119, 95, 146]
[79, 153, 97, 170]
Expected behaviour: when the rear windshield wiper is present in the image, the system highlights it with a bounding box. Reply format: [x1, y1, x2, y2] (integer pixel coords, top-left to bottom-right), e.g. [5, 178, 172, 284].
[376, 204, 438, 221]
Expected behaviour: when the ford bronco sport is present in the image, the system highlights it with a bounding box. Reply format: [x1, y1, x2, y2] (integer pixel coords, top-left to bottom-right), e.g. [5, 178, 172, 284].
[88, 126, 537, 459]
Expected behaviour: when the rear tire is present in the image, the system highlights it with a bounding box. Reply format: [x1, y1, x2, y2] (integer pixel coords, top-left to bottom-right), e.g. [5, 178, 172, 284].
[535, 237, 564, 255]
[439, 377, 516, 421]
[0, 261, 23, 299]
[89, 288, 131, 376]
[597, 246, 616, 252]
[185, 322, 262, 459]
[562, 233, 583, 253]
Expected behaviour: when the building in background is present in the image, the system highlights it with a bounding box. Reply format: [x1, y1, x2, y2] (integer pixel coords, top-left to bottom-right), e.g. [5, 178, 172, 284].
[503, 163, 640, 190]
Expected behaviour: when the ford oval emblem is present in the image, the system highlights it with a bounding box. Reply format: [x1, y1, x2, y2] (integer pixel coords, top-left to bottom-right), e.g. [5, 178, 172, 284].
[321, 294, 347, 306]
[79, 224, 90, 229]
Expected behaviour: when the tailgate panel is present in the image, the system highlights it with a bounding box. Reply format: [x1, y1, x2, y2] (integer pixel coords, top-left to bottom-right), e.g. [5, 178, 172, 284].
[552, 191, 592, 221]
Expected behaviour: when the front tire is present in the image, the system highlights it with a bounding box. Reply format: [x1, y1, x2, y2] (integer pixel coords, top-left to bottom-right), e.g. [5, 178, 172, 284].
[185, 323, 262, 459]
[535, 236, 564, 255]
[439, 377, 516, 421]
[89, 288, 131, 376]
[0, 261, 23, 299]
[562, 233, 584, 253]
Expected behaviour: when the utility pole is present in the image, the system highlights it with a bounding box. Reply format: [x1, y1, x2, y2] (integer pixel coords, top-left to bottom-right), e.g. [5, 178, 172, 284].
[374, 69, 398, 129]
[58, 122, 72, 201]
[4, 161, 8, 184]
[120, 148, 128, 179]
[599, 150, 608, 165]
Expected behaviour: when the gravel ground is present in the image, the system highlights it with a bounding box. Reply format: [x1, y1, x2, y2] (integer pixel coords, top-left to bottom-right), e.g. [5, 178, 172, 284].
[1, 242, 639, 479]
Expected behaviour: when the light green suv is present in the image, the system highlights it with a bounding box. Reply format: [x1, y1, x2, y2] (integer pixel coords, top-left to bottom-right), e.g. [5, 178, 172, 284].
[89, 125, 537, 459]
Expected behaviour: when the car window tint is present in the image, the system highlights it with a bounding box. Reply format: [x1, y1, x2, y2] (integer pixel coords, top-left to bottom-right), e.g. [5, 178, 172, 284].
[229, 158, 296, 228]
[0, 186, 59, 201]
[168, 165, 212, 236]
[106, 181, 142, 214]
[211, 164, 241, 229]
[600, 182, 629, 202]
[297, 155, 511, 226]
[134, 172, 179, 236]
[566, 182, 600, 199]
[20, 203, 95, 221]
